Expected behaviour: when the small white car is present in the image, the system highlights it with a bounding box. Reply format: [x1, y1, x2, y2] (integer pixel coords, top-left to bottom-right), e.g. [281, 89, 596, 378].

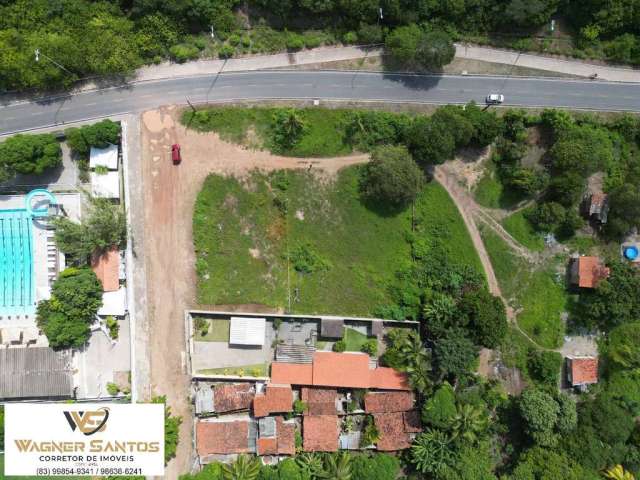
[486, 93, 505, 105]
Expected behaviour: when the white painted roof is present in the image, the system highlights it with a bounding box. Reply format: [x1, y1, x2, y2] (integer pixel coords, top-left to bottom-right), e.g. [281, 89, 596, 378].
[229, 317, 265, 346]
[98, 287, 127, 316]
[90, 144, 118, 170]
[1, 327, 22, 344]
[91, 171, 120, 199]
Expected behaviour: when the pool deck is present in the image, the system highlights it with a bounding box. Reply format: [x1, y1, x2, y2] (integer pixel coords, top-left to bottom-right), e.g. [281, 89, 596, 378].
[0, 193, 81, 333]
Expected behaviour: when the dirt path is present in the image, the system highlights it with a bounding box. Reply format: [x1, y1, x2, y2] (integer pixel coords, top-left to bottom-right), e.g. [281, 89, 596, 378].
[433, 166, 501, 297]
[433, 164, 558, 355]
[140, 105, 369, 476]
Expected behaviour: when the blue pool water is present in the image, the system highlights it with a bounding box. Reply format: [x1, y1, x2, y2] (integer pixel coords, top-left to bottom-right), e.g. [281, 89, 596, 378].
[0, 209, 35, 317]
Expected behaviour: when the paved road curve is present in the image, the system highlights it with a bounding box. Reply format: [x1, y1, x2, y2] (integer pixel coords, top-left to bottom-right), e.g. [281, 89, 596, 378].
[2, 71, 640, 134]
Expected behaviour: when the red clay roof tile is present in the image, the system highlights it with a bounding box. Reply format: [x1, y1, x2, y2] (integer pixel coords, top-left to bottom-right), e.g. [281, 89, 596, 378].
[569, 357, 599, 385]
[213, 383, 254, 413]
[369, 367, 411, 391]
[271, 363, 313, 385]
[577, 257, 610, 289]
[196, 421, 250, 455]
[303, 415, 338, 452]
[91, 247, 120, 292]
[253, 385, 293, 418]
[312, 352, 370, 389]
[364, 391, 414, 413]
[275, 417, 296, 456]
[373, 413, 412, 451]
[301, 387, 337, 415]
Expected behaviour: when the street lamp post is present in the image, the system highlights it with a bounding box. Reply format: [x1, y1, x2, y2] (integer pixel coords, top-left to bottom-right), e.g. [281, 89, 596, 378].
[34, 49, 73, 75]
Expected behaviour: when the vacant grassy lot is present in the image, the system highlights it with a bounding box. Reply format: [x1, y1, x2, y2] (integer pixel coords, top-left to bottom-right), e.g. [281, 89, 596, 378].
[474, 163, 523, 209]
[481, 226, 566, 349]
[194, 166, 480, 316]
[183, 107, 353, 157]
[502, 209, 545, 252]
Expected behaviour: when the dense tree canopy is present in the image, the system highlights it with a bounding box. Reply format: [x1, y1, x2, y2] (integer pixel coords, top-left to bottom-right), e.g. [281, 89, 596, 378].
[360, 145, 425, 206]
[0, 133, 61, 179]
[36, 267, 103, 348]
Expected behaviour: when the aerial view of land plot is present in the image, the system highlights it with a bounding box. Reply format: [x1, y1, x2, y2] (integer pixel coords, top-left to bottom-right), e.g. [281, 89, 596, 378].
[3, 2, 640, 477]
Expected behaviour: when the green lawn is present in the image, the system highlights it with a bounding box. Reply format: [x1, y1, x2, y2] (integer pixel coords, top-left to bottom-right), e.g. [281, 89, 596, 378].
[480, 225, 566, 349]
[502, 209, 545, 252]
[194, 166, 480, 316]
[516, 270, 567, 349]
[182, 107, 353, 157]
[198, 319, 230, 342]
[198, 363, 269, 377]
[474, 163, 524, 209]
[343, 327, 369, 351]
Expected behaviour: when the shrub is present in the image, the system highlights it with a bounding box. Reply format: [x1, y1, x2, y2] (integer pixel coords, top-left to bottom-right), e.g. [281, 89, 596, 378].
[286, 33, 305, 51]
[528, 350, 562, 385]
[333, 340, 346, 352]
[106, 316, 119, 339]
[218, 44, 235, 59]
[357, 24, 384, 44]
[152, 396, 182, 464]
[169, 43, 200, 63]
[293, 399, 308, 414]
[288, 243, 330, 274]
[422, 383, 457, 429]
[270, 108, 307, 151]
[65, 120, 121, 159]
[106, 382, 120, 396]
[0, 133, 61, 178]
[343, 31, 358, 44]
[194, 317, 209, 337]
[361, 339, 378, 356]
[351, 453, 400, 480]
[360, 416, 380, 447]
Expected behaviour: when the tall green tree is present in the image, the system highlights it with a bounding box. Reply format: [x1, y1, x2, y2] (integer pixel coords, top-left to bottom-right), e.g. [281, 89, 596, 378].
[0, 133, 61, 176]
[36, 267, 103, 349]
[410, 429, 457, 475]
[222, 455, 261, 480]
[360, 145, 425, 207]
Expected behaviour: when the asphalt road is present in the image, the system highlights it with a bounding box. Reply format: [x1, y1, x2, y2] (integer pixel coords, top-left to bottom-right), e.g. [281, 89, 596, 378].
[2, 70, 640, 134]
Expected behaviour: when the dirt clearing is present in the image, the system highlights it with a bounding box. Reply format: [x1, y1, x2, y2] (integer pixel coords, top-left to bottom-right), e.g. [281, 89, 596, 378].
[140, 105, 368, 475]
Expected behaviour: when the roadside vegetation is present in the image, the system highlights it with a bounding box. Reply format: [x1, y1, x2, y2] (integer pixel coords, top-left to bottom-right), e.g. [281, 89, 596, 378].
[0, 133, 62, 183]
[4, 1, 640, 92]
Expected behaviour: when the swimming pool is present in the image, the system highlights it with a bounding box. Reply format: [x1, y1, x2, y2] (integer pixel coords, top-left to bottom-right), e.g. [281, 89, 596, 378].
[0, 209, 35, 317]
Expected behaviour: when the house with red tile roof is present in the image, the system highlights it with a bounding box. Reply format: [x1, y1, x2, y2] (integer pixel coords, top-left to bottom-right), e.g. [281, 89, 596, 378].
[196, 420, 252, 456]
[303, 415, 339, 452]
[256, 416, 296, 456]
[373, 412, 416, 451]
[567, 356, 598, 388]
[569, 256, 610, 289]
[213, 383, 254, 413]
[364, 391, 415, 414]
[91, 246, 120, 292]
[301, 388, 338, 415]
[253, 385, 293, 418]
[270, 352, 410, 391]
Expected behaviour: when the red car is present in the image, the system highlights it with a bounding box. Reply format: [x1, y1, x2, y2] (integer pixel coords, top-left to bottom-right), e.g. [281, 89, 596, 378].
[171, 144, 181, 164]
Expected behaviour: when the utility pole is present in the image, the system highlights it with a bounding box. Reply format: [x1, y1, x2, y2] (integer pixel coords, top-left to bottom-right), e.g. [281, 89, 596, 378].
[34, 49, 73, 75]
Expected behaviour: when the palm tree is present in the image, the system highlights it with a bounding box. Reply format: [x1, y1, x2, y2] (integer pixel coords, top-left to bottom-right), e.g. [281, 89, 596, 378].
[222, 455, 261, 480]
[400, 331, 432, 395]
[410, 429, 455, 475]
[604, 465, 635, 480]
[450, 403, 489, 444]
[319, 452, 352, 480]
[296, 452, 325, 479]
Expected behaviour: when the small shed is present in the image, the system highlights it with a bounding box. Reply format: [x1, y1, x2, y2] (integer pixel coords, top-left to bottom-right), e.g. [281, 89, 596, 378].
[569, 256, 610, 289]
[320, 318, 344, 339]
[90, 144, 119, 170]
[91, 171, 120, 199]
[195, 385, 214, 415]
[97, 287, 127, 317]
[567, 356, 598, 389]
[229, 317, 266, 346]
[586, 193, 609, 224]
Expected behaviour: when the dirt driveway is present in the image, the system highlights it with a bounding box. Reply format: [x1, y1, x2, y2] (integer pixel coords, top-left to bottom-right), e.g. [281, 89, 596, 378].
[140, 105, 368, 476]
